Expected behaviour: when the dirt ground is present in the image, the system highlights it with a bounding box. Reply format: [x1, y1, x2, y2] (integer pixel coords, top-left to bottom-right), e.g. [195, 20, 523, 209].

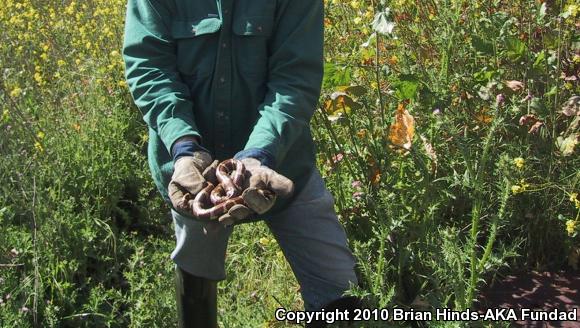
[478, 271, 580, 328]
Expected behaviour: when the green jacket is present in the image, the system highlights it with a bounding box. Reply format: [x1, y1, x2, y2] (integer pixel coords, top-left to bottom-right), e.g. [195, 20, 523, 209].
[123, 0, 324, 214]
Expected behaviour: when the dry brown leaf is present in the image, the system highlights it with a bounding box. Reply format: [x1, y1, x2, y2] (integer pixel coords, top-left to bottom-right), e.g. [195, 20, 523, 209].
[528, 121, 544, 134]
[505, 80, 524, 92]
[388, 103, 415, 149]
[420, 135, 438, 173]
[370, 166, 381, 186]
[519, 114, 539, 126]
[562, 96, 580, 117]
[519, 114, 545, 134]
[475, 108, 493, 124]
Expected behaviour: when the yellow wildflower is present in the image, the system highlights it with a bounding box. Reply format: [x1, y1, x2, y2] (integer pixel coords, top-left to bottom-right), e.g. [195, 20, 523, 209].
[34, 141, 44, 153]
[365, 9, 373, 19]
[1, 110, 9, 122]
[350, 0, 360, 9]
[566, 220, 577, 236]
[34, 72, 43, 85]
[570, 193, 580, 209]
[36, 131, 45, 139]
[10, 87, 22, 98]
[513, 157, 525, 169]
[57, 60, 66, 66]
[563, 4, 578, 18]
[259, 237, 270, 246]
[512, 180, 529, 194]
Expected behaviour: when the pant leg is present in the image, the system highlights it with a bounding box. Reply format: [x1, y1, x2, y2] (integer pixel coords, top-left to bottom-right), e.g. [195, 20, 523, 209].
[265, 169, 358, 311]
[171, 210, 233, 280]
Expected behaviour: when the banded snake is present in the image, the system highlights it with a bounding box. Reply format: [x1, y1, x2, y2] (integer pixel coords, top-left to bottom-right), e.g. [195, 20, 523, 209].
[191, 159, 274, 220]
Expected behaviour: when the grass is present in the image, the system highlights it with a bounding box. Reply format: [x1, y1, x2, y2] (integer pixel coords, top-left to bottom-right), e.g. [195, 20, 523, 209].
[1, 0, 579, 327]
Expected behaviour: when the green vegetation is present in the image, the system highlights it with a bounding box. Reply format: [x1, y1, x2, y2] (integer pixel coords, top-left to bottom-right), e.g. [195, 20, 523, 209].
[1, 0, 578, 327]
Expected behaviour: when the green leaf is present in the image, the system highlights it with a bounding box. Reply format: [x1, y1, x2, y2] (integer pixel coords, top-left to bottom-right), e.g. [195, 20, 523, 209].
[538, 2, 547, 20]
[533, 51, 545, 69]
[530, 97, 546, 112]
[472, 36, 494, 55]
[0, 207, 7, 220]
[544, 86, 557, 98]
[556, 133, 578, 156]
[342, 96, 362, 111]
[324, 91, 362, 116]
[323, 63, 352, 89]
[473, 68, 497, 83]
[393, 74, 420, 100]
[337, 85, 367, 97]
[505, 37, 527, 61]
[572, 33, 580, 51]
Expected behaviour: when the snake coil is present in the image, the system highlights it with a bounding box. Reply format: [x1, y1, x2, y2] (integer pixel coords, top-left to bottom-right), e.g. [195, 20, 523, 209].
[191, 159, 247, 220]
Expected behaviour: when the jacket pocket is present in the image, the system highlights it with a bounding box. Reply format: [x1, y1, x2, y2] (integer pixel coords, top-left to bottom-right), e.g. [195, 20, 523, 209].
[171, 18, 222, 77]
[232, 16, 274, 76]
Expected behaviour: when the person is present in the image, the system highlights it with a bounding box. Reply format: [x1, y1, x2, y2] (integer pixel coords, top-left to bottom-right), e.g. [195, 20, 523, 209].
[122, 0, 359, 326]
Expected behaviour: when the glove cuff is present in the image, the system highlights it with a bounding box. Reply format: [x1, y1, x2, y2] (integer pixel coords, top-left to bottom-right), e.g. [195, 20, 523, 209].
[234, 148, 276, 168]
[172, 139, 210, 162]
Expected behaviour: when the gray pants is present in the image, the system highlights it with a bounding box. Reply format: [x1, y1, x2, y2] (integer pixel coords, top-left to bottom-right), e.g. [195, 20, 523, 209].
[171, 169, 358, 311]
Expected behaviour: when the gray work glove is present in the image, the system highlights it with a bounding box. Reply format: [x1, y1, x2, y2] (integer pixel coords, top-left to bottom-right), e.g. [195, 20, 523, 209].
[238, 157, 294, 214]
[168, 152, 213, 215]
[169, 157, 250, 234]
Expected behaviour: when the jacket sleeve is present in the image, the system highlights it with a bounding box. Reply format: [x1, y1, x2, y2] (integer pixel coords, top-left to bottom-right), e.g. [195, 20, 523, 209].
[242, 0, 324, 167]
[123, 0, 201, 153]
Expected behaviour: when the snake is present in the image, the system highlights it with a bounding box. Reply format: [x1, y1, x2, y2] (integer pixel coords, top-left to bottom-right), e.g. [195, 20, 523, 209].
[191, 159, 248, 220]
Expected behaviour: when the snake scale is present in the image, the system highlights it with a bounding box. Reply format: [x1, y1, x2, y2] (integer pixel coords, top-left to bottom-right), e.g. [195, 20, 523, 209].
[190, 159, 250, 220]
